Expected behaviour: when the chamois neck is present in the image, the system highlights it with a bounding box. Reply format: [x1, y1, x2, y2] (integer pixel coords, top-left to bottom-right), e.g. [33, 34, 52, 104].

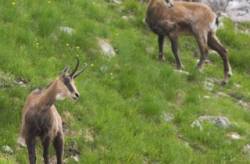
[39, 80, 59, 107]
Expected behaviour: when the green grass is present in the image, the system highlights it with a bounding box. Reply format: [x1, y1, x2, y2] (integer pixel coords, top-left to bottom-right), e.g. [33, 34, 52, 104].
[0, 0, 250, 163]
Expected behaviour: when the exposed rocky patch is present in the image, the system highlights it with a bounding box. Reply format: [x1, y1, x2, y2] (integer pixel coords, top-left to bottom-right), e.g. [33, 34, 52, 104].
[59, 26, 75, 36]
[1, 145, 14, 155]
[242, 144, 250, 159]
[98, 38, 116, 57]
[175, 0, 250, 22]
[162, 112, 174, 123]
[227, 132, 241, 140]
[191, 115, 232, 130]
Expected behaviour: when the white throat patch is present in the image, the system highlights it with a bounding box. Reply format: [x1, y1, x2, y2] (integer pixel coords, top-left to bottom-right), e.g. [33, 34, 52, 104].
[56, 93, 66, 100]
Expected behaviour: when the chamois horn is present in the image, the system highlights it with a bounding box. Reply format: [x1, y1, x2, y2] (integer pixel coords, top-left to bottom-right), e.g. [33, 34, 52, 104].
[70, 57, 80, 77]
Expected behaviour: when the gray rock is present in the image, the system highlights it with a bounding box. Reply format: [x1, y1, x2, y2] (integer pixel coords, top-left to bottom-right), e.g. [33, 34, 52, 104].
[191, 115, 232, 130]
[2, 145, 14, 154]
[204, 79, 214, 91]
[98, 38, 116, 57]
[163, 112, 174, 123]
[112, 0, 122, 5]
[226, 0, 250, 22]
[59, 26, 75, 35]
[243, 144, 250, 159]
[227, 132, 241, 140]
[177, 0, 250, 22]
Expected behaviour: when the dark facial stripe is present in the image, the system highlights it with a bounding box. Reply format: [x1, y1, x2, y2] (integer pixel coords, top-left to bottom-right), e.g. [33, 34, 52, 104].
[63, 77, 74, 93]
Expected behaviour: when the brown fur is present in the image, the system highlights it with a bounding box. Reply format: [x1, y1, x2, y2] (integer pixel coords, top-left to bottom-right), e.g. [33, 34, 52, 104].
[146, 0, 232, 83]
[18, 61, 84, 164]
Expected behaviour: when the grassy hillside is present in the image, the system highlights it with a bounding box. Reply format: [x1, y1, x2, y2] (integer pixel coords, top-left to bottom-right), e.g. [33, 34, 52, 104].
[0, 0, 250, 163]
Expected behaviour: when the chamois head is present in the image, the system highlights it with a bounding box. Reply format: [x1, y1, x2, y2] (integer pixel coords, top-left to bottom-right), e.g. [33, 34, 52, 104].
[56, 58, 85, 101]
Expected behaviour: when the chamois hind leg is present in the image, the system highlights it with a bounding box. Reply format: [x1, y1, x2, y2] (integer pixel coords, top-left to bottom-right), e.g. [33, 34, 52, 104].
[195, 32, 209, 70]
[158, 34, 165, 61]
[208, 32, 232, 84]
[26, 136, 36, 164]
[53, 132, 64, 164]
[42, 137, 50, 164]
[169, 34, 183, 69]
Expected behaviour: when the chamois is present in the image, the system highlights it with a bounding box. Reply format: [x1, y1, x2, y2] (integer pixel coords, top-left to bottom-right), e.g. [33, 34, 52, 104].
[146, 0, 232, 84]
[18, 58, 85, 164]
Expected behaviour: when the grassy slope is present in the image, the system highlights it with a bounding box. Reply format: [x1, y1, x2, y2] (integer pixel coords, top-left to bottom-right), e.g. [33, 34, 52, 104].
[0, 0, 250, 163]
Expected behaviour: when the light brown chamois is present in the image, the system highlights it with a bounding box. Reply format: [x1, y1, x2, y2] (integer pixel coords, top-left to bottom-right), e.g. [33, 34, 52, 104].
[146, 0, 232, 84]
[18, 58, 85, 164]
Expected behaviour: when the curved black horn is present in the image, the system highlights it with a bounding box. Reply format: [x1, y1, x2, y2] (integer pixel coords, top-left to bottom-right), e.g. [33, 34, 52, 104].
[70, 57, 80, 77]
[73, 66, 87, 79]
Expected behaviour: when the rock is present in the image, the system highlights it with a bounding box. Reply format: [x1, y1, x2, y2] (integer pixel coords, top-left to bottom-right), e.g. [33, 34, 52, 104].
[179, 0, 250, 22]
[201, 0, 229, 11]
[59, 26, 75, 35]
[121, 15, 135, 21]
[203, 95, 211, 99]
[15, 77, 28, 87]
[238, 100, 250, 109]
[122, 15, 129, 20]
[234, 83, 241, 89]
[163, 112, 174, 123]
[174, 70, 190, 75]
[243, 144, 250, 158]
[191, 119, 204, 130]
[216, 92, 230, 98]
[227, 132, 241, 140]
[98, 38, 116, 57]
[112, 0, 122, 5]
[191, 115, 232, 130]
[2, 145, 14, 154]
[226, 0, 250, 22]
[204, 79, 214, 91]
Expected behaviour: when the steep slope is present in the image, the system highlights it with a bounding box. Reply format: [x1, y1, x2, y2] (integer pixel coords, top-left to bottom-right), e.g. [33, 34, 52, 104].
[0, 0, 250, 163]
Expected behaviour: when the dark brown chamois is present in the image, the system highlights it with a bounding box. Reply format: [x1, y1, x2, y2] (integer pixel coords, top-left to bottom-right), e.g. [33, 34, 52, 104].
[18, 58, 85, 164]
[146, 0, 232, 84]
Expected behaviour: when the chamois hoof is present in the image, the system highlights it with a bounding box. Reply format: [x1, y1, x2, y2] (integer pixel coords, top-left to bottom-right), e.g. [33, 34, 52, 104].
[158, 54, 166, 62]
[176, 65, 184, 70]
[221, 78, 229, 86]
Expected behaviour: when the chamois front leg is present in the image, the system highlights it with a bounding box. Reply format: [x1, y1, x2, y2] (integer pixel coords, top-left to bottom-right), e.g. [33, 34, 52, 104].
[158, 34, 165, 61]
[42, 137, 50, 164]
[53, 132, 64, 164]
[169, 34, 183, 70]
[26, 137, 36, 164]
